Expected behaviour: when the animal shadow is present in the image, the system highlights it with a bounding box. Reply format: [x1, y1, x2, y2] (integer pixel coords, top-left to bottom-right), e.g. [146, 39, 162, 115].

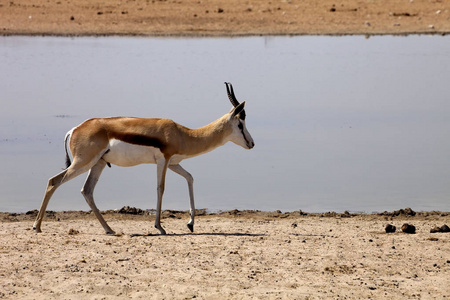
[129, 232, 265, 238]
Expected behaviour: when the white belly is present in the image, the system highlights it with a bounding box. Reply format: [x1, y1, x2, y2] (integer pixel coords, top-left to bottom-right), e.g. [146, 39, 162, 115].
[102, 139, 164, 167]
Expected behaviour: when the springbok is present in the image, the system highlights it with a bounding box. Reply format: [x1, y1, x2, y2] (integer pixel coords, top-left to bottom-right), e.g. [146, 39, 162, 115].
[33, 83, 254, 235]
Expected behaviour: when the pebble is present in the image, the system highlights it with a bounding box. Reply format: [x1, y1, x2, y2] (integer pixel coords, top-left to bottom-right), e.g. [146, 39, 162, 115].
[440, 224, 450, 232]
[68, 228, 80, 235]
[401, 223, 416, 234]
[385, 224, 396, 233]
[430, 224, 450, 233]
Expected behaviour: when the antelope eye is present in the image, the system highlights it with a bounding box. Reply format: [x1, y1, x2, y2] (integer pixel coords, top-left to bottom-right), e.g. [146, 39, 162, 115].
[238, 122, 243, 130]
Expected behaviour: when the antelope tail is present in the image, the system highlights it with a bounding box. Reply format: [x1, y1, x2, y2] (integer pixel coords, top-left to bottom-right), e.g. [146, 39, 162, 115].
[64, 130, 72, 169]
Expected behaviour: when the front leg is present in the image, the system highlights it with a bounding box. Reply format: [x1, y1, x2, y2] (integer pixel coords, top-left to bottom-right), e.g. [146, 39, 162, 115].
[169, 164, 195, 232]
[155, 158, 169, 235]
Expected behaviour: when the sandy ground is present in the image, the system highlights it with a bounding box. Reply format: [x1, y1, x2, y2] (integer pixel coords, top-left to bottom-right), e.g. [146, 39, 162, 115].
[1, 209, 449, 299]
[1, 0, 450, 36]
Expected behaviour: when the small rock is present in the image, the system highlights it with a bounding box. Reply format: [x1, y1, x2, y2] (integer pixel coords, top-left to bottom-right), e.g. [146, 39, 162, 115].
[341, 210, 352, 218]
[385, 224, 396, 233]
[401, 223, 416, 234]
[430, 226, 441, 233]
[440, 224, 450, 232]
[68, 228, 80, 235]
[229, 209, 240, 215]
[403, 207, 416, 216]
[431, 224, 450, 233]
[118, 206, 144, 215]
[382, 207, 416, 217]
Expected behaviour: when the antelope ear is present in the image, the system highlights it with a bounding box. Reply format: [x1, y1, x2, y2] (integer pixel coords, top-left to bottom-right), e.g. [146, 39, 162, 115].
[230, 101, 246, 119]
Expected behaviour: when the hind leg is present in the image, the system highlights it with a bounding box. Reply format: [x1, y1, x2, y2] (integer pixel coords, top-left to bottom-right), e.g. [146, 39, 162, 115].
[81, 159, 114, 234]
[154, 158, 169, 235]
[33, 166, 88, 233]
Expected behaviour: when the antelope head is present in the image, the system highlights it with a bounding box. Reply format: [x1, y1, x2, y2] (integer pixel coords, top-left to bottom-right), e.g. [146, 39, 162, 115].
[225, 82, 255, 150]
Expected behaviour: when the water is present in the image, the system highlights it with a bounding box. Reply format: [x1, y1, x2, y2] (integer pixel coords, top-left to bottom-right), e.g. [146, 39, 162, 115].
[1, 35, 450, 213]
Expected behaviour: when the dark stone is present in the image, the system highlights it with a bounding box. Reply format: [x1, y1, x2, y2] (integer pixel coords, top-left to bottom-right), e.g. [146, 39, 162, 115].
[430, 226, 442, 233]
[118, 206, 144, 215]
[440, 224, 450, 232]
[430, 224, 450, 233]
[385, 224, 396, 233]
[401, 223, 416, 234]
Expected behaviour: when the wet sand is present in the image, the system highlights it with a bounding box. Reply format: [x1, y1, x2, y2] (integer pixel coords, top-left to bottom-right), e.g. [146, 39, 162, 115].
[1, 0, 450, 36]
[1, 209, 449, 299]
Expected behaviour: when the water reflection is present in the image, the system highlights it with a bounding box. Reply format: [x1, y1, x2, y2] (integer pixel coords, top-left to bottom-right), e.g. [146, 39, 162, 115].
[1, 35, 450, 213]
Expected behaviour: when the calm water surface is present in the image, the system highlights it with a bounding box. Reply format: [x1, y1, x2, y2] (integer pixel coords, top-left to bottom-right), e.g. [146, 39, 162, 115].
[1, 35, 450, 213]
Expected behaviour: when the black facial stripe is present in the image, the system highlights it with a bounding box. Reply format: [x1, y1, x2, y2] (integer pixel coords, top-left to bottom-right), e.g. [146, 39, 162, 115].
[238, 121, 250, 146]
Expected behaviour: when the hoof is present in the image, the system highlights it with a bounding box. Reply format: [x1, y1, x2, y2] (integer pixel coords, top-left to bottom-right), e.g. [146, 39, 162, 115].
[187, 223, 194, 233]
[155, 225, 166, 235]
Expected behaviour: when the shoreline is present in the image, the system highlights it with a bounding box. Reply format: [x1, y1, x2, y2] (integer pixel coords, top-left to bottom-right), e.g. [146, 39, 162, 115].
[2, 0, 450, 37]
[2, 207, 448, 223]
[1, 32, 449, 38]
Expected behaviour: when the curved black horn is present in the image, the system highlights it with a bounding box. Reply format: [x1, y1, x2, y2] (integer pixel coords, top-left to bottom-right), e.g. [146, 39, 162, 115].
[225, 82, 240, 107]
[225, 82, 246, 120]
